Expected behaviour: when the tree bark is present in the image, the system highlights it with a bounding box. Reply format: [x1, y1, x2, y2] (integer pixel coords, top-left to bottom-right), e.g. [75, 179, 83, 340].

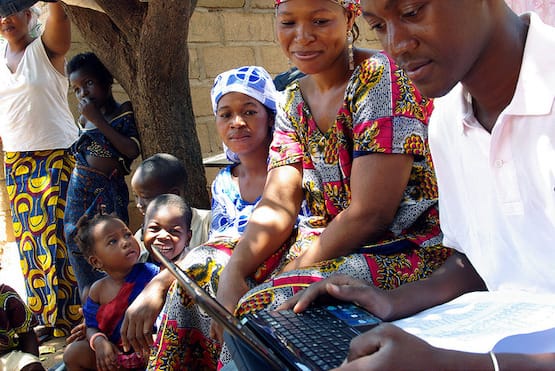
[65, 0, 209, 209]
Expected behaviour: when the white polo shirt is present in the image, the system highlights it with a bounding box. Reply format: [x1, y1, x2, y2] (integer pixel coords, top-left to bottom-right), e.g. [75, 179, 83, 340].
[429, 13, 555, 293]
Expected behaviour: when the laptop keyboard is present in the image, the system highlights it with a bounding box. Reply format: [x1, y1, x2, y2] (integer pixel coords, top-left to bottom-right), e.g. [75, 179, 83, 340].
[257, 307, 361, 370]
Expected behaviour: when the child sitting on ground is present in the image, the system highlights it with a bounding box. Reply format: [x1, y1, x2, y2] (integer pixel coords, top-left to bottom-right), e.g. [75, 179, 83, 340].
[63, 212, 159, 370]
[0, 284, 45, 371]
[143, 194, 193, 266]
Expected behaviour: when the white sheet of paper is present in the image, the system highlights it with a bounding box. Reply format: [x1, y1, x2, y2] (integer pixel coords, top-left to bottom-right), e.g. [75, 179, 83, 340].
[392, 291, 555, 353]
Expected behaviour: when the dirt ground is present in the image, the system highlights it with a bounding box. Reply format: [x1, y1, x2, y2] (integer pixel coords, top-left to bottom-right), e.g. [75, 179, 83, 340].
[40, 336, 67, 370]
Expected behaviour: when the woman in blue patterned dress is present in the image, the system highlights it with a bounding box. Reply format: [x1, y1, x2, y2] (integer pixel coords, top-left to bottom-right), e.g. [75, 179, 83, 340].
[63, 52, 140, 300]
[145, 66, 289, 370]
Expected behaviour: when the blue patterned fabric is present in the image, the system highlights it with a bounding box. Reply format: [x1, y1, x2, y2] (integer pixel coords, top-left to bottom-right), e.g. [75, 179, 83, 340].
[210, 66, 279, 114]
[72, 111, 139, 175]
[65, 110, 139, 294]
[208, 165, 260, 240]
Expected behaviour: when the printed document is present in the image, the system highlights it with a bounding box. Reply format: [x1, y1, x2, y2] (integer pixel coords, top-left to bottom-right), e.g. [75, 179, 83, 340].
[393, 291, 555, 353]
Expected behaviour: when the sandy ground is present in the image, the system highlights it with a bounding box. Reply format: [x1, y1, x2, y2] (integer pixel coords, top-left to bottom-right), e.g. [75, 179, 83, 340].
[0, 242, 67, 370]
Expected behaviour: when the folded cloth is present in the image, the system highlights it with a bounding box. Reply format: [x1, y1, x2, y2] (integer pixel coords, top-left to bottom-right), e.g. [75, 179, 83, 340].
[0, 0, 57, 17]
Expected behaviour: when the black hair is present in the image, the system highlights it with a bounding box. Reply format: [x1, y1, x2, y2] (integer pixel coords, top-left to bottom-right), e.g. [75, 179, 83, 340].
[137, 153, 188, 194]
[74, 212, 121, 259]
[352, 22, 360, 42]
[66, 52, 114, 87]
[144, 194, 193, 230]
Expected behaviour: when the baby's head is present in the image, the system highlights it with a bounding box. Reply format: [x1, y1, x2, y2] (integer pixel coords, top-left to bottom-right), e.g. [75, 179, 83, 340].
[131, 153, 188, 215]
[75, 213, 140, 274]
[143, 194, 192, 263]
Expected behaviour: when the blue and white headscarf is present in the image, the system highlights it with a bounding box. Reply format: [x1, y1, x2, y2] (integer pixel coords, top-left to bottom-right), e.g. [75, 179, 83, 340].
[210, 66, 279, 163]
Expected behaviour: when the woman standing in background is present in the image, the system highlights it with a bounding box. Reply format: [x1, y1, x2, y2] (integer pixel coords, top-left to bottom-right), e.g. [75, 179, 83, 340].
[0, 1, 81, 337]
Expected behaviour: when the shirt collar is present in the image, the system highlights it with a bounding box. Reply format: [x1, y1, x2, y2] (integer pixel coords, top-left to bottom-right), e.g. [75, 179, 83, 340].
[455, 12, 555, 134]
[504, 12, 555, 116]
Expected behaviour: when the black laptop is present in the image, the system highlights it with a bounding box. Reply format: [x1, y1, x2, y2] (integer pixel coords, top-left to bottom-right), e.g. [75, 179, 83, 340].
[150, 247, 382, 370]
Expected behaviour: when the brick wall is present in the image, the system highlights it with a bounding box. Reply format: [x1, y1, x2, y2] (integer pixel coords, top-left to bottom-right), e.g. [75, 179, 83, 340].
[189, 0, 381, 159]
[66, 1, 381, 160]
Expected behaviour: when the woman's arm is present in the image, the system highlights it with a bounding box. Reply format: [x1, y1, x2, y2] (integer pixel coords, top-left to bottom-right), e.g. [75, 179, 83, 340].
[284, 152, 413, 270]
[225, 163, 304, 279]
[120, 268, 175, 354]
[214, 164, 304, 322]
[41, 2, 71, 74]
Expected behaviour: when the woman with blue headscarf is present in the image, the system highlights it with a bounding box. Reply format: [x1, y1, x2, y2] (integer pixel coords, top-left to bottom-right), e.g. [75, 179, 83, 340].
[208, 66, 278, 240]
[147, 66, 299, 370]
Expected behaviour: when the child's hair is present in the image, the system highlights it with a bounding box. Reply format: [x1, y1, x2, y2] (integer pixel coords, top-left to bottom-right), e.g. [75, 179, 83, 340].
[66, 52, 114, 87]
[137, 153, 188, 195]
[74, 212, 121, 258]
[144, 194, 193, 230]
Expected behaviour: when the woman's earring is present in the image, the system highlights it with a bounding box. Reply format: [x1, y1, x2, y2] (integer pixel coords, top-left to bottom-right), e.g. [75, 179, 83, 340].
[347, 30, 354, 71]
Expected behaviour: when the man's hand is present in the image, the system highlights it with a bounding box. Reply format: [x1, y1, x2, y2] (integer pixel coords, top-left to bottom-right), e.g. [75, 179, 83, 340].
[333, 324, 446, 370]
[278, 274, 395, 320]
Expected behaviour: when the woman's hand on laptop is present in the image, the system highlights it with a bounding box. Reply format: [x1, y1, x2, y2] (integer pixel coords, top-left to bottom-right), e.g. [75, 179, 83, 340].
[278, 274, 394, 320]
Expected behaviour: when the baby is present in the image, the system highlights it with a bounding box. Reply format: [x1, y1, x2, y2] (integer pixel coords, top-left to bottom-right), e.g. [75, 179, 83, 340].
[63, 212, 159, 370]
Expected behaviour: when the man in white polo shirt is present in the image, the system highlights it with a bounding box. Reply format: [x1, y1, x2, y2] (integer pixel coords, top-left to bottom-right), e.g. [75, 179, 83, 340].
[282, 0, 555, 369]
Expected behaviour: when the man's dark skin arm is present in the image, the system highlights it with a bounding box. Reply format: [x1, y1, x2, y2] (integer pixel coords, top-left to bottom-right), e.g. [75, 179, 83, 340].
[334, 324, 555, 371]
[281, 252, 486, 321]
[281, 253, 555, 370]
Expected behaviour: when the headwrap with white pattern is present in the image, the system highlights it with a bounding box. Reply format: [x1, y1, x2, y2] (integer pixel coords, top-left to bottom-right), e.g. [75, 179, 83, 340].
[211, 66, 279, 164]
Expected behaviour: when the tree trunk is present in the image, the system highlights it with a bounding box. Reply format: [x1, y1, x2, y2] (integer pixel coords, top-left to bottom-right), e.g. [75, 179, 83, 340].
[64, 0, 210, 209]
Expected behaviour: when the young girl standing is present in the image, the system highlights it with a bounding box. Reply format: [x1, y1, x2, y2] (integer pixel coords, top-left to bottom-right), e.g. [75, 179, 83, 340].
[63, 52, 140, 299]
[63, 212, 158, 370]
